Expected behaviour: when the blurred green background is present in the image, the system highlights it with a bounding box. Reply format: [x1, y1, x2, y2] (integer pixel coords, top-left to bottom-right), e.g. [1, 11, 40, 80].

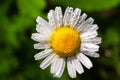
[0, 0, 120, 80]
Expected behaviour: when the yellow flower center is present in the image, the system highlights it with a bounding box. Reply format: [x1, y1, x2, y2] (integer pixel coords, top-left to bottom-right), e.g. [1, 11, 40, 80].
[50, 27, 81, 57]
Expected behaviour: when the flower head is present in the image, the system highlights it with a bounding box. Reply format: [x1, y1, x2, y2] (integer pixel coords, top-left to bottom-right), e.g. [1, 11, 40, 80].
[31, 7, 101, 78]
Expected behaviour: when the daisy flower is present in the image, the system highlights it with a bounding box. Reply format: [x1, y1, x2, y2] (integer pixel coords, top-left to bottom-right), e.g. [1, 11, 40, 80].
[31, 7, 101, 78]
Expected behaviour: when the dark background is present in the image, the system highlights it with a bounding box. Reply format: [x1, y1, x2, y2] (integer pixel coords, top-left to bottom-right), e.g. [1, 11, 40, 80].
[0, 0, 120, 80]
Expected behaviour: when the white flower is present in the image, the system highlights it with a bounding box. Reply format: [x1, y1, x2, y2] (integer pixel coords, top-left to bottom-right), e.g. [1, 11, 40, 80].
[31, 7, 101, 78]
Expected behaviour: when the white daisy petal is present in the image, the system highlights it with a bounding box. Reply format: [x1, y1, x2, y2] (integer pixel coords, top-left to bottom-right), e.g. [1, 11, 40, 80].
[36, 16, 53, 30]
[85, 17, 94, 24]
[81, 43, 99, 52]
[81, 37, 102, 44]
[48, 10, 56, 28]
[50, 56, 58, 74]
[72, 56, 84, 74]
[36, 16, 48, 26]
[77, 53, 93, 69]
[69, 8, 81, 28]
[75, 13, 87, 29]
[34, 49, 52, 60]
[40, 53, 55, 69]
[77, 17, 94, 33]
[33, 43, 50, 49]
[54, 58, 65, 78]
[67, 58, 76, 78]
[36, 24, 52, 37]
[57, 59, 65, 77]
[79, 13, 88, 23]
[31, 33, 48, 43]
[63, 7, 73, 26]
[82, 51, 100, 58]
[55, 7, 63, 27]
[82, 24, 99, 32]
[52, 57, 60, 75]
[81, 31, 98, 39]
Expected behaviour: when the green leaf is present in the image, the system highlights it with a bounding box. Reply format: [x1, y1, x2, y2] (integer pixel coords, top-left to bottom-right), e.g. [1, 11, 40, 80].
[103, 27, 120, 47]
[50, 0, 120, 12]
[17, 0, 46, 18]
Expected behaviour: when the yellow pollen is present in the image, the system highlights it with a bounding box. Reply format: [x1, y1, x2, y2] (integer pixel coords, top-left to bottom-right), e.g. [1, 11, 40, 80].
[50, 27, 81, 57]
